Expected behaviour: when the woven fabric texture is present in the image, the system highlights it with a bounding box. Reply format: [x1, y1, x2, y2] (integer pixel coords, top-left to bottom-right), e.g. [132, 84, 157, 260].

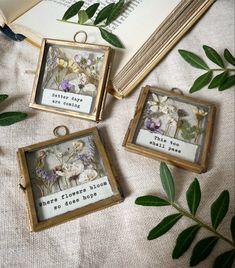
[0, 0, 234, 267]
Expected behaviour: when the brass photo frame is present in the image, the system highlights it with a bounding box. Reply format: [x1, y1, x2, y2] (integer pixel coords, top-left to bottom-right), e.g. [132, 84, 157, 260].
[123, 86, 216, 173]
[30, 39, 113, 122]
[17, 127, 123, 232]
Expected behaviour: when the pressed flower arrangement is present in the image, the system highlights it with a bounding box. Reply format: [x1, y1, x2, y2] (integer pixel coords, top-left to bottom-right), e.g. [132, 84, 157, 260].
[17, 127, 123, 231]
[123, 86, 216, 173]
[30, 39, 112, 121]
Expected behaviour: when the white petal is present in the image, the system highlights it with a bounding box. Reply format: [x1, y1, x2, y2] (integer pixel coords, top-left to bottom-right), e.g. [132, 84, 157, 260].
[152, 93, 159, 102]
[150, 105, 159, 112]
[161, 96, 168, 103]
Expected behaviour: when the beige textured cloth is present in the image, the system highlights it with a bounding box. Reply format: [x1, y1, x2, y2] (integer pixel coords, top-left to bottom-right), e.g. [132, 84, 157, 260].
[0, 0, 234, 267]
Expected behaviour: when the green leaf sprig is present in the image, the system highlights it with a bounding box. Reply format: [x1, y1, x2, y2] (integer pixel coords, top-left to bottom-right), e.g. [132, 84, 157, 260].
[135, 162, 235, 267]
[0, 94, 27, 126]
[179, 45, 235, 93]
[59, 1, 125, 48]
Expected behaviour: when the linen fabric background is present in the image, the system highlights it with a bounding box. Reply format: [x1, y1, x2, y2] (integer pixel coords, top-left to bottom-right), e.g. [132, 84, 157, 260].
[0, 0, 234, 267]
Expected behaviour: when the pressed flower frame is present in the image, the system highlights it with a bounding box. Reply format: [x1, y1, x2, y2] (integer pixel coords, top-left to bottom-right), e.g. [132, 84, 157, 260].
[30, 39, 113, 122]
[17, 127, 123, 231]
[123, 86, 216, 173]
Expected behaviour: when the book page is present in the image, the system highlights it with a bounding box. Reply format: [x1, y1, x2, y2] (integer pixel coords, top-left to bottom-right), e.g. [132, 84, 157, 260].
[12, 0, 180, 77]
[0, 0, 40, 25]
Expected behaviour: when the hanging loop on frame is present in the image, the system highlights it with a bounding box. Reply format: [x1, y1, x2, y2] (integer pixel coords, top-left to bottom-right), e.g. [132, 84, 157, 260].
[53, 125, 69, 137]
[73, 31, 88, 43]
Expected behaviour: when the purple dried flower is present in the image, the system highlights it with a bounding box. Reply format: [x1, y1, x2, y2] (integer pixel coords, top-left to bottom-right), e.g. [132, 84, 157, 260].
[60, 80, 73, 92]
[36, 168, 58, 183]
[144, 118, 163, 133]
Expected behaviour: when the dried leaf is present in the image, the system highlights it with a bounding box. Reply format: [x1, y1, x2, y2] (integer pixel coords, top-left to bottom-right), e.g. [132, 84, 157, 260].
[62, 1, 84, 21]
[190, 236, 218, 266]
[0, 112, 27, 126]
[189, 71, 213, 93]
[86, 3, 100, 19]
[106, 0, 125, 25]
[213, 250, 235, 268]
[172, 225, 201, 259]
[179, 49, 209, 70]
[135, 196, 170, 206]
[203, 45, 224, 68]
[211, 190, 229, 230]
[99, 28, 124, 48]
[160, 162, 175, 203]
[94, 3, 115, 25]
[224, 49, 235, 66]
[78, 10, 88, 24]
[230, 216, 235, 242]
[208, 71, 229, 89]
[148, 213, 182, 240]
[186, 178, 201, 215]
[0, 94, 8, 104]
[219, 75, 235, 91]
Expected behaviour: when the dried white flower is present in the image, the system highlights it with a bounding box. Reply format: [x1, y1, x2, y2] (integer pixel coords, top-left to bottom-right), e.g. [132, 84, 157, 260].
[79, 169, 98, 183]
[56, 161, 84, 180]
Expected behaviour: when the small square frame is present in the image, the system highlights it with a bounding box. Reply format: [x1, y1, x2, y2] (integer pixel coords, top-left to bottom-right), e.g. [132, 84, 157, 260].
[123, 86, 216, 173]
[17, 127, 123, 232]
[30, 39, 113, 122]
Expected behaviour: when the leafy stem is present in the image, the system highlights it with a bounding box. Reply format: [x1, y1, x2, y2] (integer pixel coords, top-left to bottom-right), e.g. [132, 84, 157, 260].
[59, 1, 125, 48]
[210, 68, 235, 71]
[136, 162, 235, 267]
[57, 19, 101, 28]
[171, 202, 235, 247]
[179, 45, 235, 93]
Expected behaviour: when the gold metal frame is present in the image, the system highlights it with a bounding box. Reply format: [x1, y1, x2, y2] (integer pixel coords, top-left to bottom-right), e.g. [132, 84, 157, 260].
[17, 127, 123, 232]
[123, 86, 216, 173]
[29, 39, 113, 122]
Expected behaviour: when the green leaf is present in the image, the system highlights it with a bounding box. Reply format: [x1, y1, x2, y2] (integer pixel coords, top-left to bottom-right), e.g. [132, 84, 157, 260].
[135, 196, 170, 206]
[78, 10, 88, 24]
[231, 216, 235, 242]
[0, 94, 8, 104]
[219, 75, 235, 91]
[0, 112, 27, 126]
[86, 3, 100, 19]
[148, 213, 182, 240]
[203, 45, 224, 68]
[224, 49, 235, 66]
[208, 71, 229, 89]
[106, 0, 124, 25]
[213, 250, 235, 268]
[172, 225, 201, 259]
[189, 71, 213, 93]
[190, 236, 218, 266]
[99, 28, 124, 48]
[211, 190, 229, 230]
[160, 162, 175, 203]
[186, 178, 201, 215]
[62, 1, 84, 21]
[94, 3, 115, 25]
[179, 49, 209, 70]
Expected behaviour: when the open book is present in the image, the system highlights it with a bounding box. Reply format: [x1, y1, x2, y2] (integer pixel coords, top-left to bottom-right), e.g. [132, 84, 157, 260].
[0, 0, 215, 98]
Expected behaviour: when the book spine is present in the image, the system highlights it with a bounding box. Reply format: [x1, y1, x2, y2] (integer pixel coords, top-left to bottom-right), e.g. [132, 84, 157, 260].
[0, 24, 26, 41]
